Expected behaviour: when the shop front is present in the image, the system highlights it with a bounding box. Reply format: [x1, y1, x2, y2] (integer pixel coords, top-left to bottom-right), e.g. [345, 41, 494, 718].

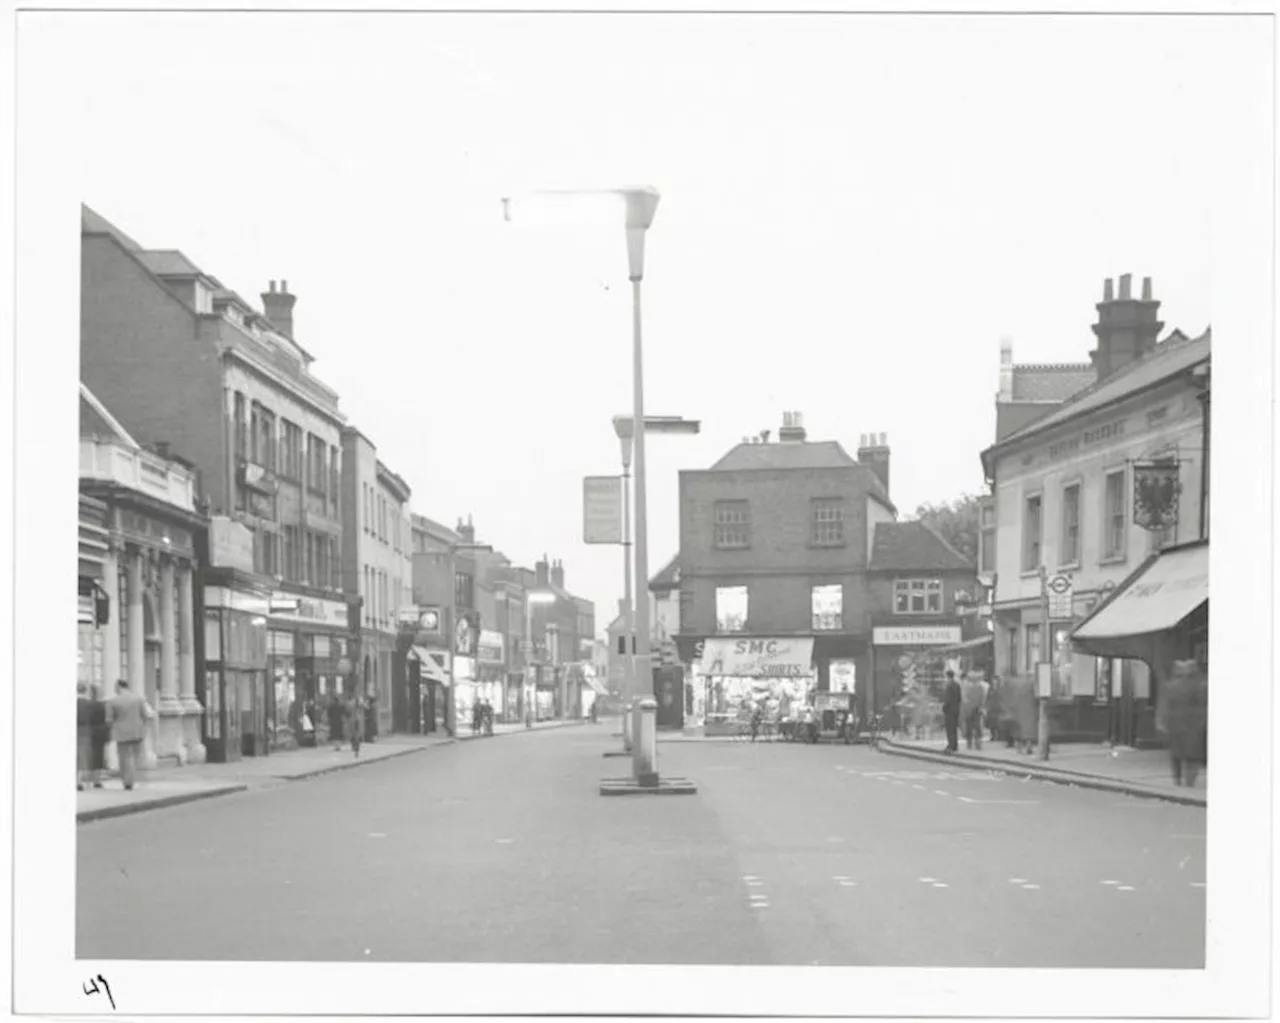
[477, 630, 507, 720]
[693, 637, 817, 736]
[1071, 540, 1208, 749]
[869, 623, 964, 730]
[264, 591, 357, 749]
[407, 645, 450, 734]
[202, 586, 271, 760]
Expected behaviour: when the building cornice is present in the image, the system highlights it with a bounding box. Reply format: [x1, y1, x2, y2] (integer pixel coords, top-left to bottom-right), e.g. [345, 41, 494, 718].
[221, 345, 346, 427]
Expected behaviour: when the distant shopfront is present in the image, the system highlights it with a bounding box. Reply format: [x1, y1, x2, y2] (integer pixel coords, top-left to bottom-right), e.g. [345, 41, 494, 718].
[869, 623, 964, 722]
[264, 591, 357, 749]
[477, 630, 507, 718]
[690, 636, 817, 736]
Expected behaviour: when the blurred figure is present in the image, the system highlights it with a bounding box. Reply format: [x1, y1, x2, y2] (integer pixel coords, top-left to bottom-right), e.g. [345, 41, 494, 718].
[76, 683, 93, 791]
[941, 670, 962, 753]
[961, 673, 986, 750]
[106, 679, 151, 791]
[1160, 660, 1208, 787]
[345, 693, 365, 757]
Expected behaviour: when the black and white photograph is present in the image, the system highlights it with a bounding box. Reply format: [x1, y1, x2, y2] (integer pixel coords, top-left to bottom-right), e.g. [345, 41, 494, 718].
[4, 3, 1274, 1018]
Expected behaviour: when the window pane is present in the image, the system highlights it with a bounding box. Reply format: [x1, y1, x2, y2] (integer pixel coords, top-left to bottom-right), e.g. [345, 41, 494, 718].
[715, 586, 748, 633]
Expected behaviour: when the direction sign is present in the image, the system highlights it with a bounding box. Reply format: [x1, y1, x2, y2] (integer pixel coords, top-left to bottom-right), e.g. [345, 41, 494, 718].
[1047, 573, 1074, 619]
[583, 476, 623, 544]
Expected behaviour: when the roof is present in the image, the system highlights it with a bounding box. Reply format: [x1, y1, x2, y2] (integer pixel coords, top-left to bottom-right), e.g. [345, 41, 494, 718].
[81, 204, 142, 250]
[649, 553, 680, 592]
[707, 439, 896, 512]
[136, 249, 204, 278]
[711, 439, 857, 471]
[79, 383, 138, 447]
[869, 521, 974, 573]
[995, 328, 1211, 450]
[1008, 363, 1095, 402]
[411, 514, 462, 545]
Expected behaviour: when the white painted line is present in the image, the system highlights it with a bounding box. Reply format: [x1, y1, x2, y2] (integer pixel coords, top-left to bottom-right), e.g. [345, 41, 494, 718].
[1008, 878, 1026, 884]
[368, 833, 387, 839]
[934, 790, 950, 796]
[832, 876, 849, 881]
[746, 880, 764, 886]
[749, 894, 769, 901]
[495, 838, 514, 844]
[957, 797, 1041, 804]
[750, 903, 770, 909]
[932, 882, 949, 888]
[1190, 882, 1206, 888]
[1116, 885, 1136, 892]
[742, 875, 758, 881]
[1101, 880, 1120, 886]
[918, 877, 937, 883]
[1021, 884, 1041, 890]
[840, 880, 858, 887]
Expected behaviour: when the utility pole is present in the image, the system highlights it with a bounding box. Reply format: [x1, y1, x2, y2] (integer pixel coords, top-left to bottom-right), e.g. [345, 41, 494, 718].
[1037, 564, 1052, 761]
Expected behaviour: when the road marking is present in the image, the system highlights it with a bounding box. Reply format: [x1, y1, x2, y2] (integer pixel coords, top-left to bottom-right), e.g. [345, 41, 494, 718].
[749, 893, 769, 901]
[495, 838, 514, 844]
[1190, 882, 1206, 888]
[364, 949, 371, 956]
[1178, 855, 1190, 870]
[750, 903, 770, 909]
[1101, 880, 1120, 886]
[1116, 885, 1136, 892]
[934, 790, 950, 796]
[839, 880, 858, 887]
[742, 875, 758, 880]
[911, 784, 925, 790]
[932, 882, 950, 888]
[1021, 884, 1041, 890]
[368, 832, 387, 839]
[918, 877, 937, 883]
[746, 879, 764, 886]
[1008, 878, 1027, 884]
[957, 797, 1041, 805]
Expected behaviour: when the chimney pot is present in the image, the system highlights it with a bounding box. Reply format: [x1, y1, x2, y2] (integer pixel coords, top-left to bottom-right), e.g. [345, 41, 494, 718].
[1103, 278, 1114, 301]
[1142, 276, 1153, 301]
[860, 433, 867, 447]
[281, 279, 289, 293]
[880, 432, 888, 447]
[1119, 273, 1132, 300]
[269, 280, 276, 293]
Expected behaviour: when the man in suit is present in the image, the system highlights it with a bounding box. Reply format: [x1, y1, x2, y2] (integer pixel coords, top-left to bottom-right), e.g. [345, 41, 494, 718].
[106, 680, 151, 790]
[941, 670, 963, 754]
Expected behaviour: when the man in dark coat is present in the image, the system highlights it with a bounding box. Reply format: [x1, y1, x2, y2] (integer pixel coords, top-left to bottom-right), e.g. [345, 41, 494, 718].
[328, 692, 345, 749]
[941, 670, 962, 753]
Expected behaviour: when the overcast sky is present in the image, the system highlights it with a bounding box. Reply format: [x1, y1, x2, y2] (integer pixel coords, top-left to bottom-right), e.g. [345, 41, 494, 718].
[66, 12, 1230, 631]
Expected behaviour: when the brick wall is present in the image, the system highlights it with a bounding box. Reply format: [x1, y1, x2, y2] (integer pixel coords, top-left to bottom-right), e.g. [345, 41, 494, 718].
[80, 236, 226, 508]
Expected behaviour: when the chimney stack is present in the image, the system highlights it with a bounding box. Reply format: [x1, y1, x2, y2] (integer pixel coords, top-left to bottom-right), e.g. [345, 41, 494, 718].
[857, 431, 891, 495]
[1090, 273, 1163, 381]
[535, 555, 550, 588]
[551, 559, 565, 590]
[998, 337, 1015, 402]
[261, 278, 298, 339]
[778, 410, 807, 443]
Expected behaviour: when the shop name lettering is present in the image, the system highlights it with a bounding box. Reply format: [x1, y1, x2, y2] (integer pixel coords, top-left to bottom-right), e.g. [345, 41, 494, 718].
[1047, 420, 1126, 461]
[733, 639, 787, 656]
[279, 598, 341, 621]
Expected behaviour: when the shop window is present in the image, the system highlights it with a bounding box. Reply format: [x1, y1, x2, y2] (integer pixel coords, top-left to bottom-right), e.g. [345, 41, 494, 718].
[810, 498, 845, 547]
[714, 501, 751, 549]
[1022, 493, 1043, 572]
[811, 584, 843, 630]
[1061, 482, 1081, 566]
[893, 578, 942, 614]
[1103, 469, 1126, 560]
[1025, 623, 1041, 674]
[715, 585, 748, 633]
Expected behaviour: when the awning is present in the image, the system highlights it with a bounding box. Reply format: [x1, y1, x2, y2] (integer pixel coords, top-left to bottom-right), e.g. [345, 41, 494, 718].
[698, 637, 815, 677]
[1072, 542, 1208, 644]
[935, 635, 995, 654]
[410, 646, 450, 685]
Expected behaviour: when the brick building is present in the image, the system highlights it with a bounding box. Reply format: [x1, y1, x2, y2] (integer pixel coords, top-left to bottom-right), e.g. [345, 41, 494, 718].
[81, 206, 358, 757]
[675, 412, 898, 728]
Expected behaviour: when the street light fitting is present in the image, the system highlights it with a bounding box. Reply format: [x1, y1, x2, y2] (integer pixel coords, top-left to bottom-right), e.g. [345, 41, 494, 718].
[612, 414, 701, 439]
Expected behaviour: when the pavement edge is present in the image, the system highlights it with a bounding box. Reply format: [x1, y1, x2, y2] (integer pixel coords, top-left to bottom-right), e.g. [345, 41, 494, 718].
[874, 739, 1206, 808]
[76, 783, 250, 823]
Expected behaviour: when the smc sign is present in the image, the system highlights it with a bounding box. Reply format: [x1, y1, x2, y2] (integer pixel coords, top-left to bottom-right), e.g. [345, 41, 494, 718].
[698, 637, 815, 678]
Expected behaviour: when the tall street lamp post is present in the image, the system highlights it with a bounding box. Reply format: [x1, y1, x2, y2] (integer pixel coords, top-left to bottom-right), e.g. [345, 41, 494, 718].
[612, 413, 699, 750]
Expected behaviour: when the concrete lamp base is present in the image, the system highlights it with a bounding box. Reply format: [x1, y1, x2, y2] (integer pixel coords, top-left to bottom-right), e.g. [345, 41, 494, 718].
[599, 775, 698, 796]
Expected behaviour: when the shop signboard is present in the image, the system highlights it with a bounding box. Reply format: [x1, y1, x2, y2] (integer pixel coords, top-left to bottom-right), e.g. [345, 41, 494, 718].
[209, 516, 255, 573]
[698, 637, 815, 678]
[479, 629, 505, 665]
[267, 592, 349, 628]
[583, 476, 624, 545]
[873, 625, 962, 647]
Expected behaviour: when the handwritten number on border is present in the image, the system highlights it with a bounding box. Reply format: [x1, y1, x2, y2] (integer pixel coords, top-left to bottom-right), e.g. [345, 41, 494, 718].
[83, 974, 115, 1010]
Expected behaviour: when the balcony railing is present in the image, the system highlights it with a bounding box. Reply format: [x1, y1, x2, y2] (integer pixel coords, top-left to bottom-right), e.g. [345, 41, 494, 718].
[80, 439, 196, 511]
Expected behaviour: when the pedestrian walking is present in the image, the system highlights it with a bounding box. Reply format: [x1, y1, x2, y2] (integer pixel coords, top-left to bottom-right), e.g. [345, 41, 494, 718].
[328, 692, 345, 750]
[345, 694, 365, 758]
[941, 670, 962, 753]
[365, 692, 378, 744]
[986, 677, 1004, 744]
[961, 673, 986, 750]
[88, 683, 108, 787]
[1160, 660, 1207, 787]
[105, 679, 152, 791]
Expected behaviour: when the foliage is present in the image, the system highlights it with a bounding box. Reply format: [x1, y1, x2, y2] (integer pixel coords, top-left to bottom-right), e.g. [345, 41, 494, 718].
[912, 494, 982, 567]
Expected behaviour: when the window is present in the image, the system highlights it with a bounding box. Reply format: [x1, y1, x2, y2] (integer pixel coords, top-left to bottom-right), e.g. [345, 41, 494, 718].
[1022, 493, 1043, 572]
[307, 435, 326, 495]
[811, 584, 843, 630]
[455, 573, 474, 611]
[1103, 470, 1126, 560]
[1006, 625, 1019, 679]
[363, 485, 371, 533]
[315, 533, 330, 590]
[282, 525, 300, 582]
[1061, 482, 1081, 566]
[979, 499, 996, 574]
[715, 585, 748, 633]
[328, 448, 339, 517]
[329, 536, 340, 590]
[233, 392, 247, 459]
[811, 498, 846, 546]
[257, 530, 278, 576]
[280, 421, 303, 479]
[893, 578, 943, 614]
[1025, 623, 1041, 674]
[714, 500, 751, 549]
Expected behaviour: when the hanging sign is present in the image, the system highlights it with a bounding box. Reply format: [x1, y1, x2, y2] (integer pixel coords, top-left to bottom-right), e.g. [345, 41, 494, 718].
[1133, 461, 1182, 532]
[583, 476, 623, 545]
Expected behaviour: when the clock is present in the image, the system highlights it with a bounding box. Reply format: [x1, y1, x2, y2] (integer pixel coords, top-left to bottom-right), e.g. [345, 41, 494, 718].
[419, 609, 440, 632]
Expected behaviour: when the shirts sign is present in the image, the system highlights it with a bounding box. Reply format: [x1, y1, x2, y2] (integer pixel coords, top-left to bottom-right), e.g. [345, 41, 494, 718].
[698, 637, 815, 678]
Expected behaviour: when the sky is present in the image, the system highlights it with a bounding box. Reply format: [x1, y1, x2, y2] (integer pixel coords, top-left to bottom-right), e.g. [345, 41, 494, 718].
[63, 11, 1227, 633]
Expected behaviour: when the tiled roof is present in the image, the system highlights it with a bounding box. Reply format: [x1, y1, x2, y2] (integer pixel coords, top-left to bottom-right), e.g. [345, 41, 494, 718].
[869, 521, 974, 573]
[1009, 363, 1095, 402]
[997, 328, 1211, 448]
[81, 204, 142, 250]
[649, 554, 679, 591]
[711, 440, 857, 471]
[137, 249, 203, 278]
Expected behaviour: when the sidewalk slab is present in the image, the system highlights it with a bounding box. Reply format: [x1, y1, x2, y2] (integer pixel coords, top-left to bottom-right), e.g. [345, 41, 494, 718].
[875, 738, 1206, 807]
[77, 780, 249, 823]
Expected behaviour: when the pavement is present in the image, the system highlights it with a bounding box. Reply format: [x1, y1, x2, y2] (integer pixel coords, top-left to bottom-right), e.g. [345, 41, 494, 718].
[876, 735, 1207, 806]
[77, 719, 1204, 968]
[76, 719, 585, 822]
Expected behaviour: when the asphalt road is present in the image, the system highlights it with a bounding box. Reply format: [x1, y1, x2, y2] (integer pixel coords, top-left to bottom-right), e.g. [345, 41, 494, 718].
[77, 724, 1205, 967]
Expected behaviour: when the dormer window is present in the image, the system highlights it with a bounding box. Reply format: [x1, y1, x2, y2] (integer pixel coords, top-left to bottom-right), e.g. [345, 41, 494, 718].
[193, 282, 213, 315]
[894, 578, 942, 615]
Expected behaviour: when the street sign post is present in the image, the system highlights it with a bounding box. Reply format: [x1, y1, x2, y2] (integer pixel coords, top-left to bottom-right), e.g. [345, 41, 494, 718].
[1047, 573, 1074, 619]
[583, 475, 624, 544]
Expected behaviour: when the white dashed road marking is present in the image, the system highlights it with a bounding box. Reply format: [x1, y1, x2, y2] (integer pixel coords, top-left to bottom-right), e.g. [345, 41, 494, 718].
[956, 796, 1041, 805]
[368, 833, 387, 839]
[932, 882, 950, 888]
[918, 877, 937, 883]
[1101, 880, 1120, 886]
[1190, 882, 1206, 888]
[934, 790, 950, 796]
[1020, 883, 1041, 890]
[746, 879, 764, 886]
[495, 838, 514, 844]
[1116, 886, 1136, 892]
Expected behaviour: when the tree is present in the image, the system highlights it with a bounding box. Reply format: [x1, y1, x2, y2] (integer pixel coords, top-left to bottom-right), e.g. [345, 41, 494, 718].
[912, 494, 982, 567]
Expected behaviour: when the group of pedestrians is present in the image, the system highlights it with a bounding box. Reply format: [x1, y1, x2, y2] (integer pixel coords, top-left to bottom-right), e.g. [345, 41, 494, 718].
[76, 679, 154, 791]
[325, 691, 375, 757]
[471, 699, 495, 737]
